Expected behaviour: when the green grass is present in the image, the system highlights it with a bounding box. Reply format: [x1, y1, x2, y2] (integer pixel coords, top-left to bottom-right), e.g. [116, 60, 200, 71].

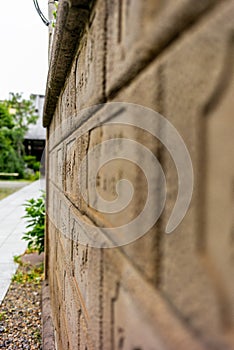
[0, 188, 18, 200]
[0, 180, 32, 200]
[12, 263, 44, 284]
[0, 179, 31, 183]
[13, 252, 44, 284]
[34, 330, 41, 342]
[0, 311, 6, 321]
[13, 254, 23, 265]
[13, 248, 38, 266]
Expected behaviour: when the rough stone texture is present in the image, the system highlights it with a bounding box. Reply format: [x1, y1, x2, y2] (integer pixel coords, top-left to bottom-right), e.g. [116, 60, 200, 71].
[21, 252, 44, 266]
[156, 3, 234, 348]
[42, 281, 56, 350]
[43, 0, 91, 126]
[110, 1, 234, 348]
[105, 0, 222, 98]
[44, 0, 234, 349]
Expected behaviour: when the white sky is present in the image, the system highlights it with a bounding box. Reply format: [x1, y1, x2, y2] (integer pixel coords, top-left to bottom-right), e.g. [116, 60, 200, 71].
[0, 1, 49, 100]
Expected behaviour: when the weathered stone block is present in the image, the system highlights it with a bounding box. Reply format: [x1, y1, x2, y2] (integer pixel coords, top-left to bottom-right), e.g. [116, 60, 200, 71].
[74, 0, 106, 113]
[102, 248, 205, 350]
[106, 0, 219, 97]
[77, 103, 165, 252]
[98, 2, 234, 345]
[64, 131, 90, 211]
[45, 0, 234, 348]
[156, 1, 234, 346]
[109, 55, 165, 282]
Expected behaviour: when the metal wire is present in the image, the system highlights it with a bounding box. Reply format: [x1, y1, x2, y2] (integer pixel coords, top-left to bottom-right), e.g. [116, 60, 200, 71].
[33, 0, 50, 26]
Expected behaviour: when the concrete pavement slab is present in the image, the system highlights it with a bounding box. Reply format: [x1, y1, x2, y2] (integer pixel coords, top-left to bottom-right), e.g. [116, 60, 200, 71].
[0, 180, 44, 304]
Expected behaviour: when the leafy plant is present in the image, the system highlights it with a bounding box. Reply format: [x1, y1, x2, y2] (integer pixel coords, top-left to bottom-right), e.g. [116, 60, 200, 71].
[0, 312, 6, 321]
[23, 155, 41, 181]
[0, 93, 39, 177]
[24, 155, 40, 172]
[52, 1, 59, 28]
[0, 188, 17, 200]
[13, 254, 23, 265]
[25, 170, 40, 181]
[22, 193, 45, 254]
[12, 264, 44, 284]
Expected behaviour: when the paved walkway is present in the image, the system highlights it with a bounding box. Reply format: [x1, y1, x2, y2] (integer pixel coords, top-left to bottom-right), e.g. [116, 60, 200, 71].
[0, 180, 31, 189]
[0, 180, 44, 303]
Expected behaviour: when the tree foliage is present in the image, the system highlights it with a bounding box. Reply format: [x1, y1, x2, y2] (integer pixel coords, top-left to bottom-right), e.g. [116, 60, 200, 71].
[0, 93, 39, 177]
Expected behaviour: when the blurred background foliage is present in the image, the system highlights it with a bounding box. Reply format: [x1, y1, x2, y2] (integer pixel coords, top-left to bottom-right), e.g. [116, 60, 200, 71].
[0, 93, 39, 179]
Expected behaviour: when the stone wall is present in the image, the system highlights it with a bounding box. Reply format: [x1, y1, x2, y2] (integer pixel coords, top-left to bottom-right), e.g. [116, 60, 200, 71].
[43, 0, 234, 349]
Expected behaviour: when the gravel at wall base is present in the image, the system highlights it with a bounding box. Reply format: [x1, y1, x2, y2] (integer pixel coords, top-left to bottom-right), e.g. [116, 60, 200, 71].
[0, 267, 42, 350]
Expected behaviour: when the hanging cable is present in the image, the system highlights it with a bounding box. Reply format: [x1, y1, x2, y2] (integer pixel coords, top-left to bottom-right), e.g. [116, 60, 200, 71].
[33, 0, 51, 26]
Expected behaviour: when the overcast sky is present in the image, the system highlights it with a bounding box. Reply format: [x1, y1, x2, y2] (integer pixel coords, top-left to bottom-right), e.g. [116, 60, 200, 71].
[0, 1, 48, 100]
